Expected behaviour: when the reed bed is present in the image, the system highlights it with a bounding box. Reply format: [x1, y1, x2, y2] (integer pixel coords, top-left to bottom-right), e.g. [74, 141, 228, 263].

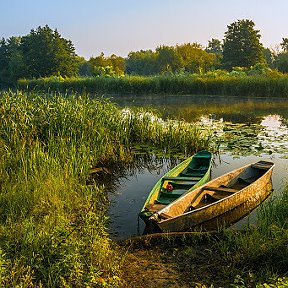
[0, 90, 214, 287]
[18, 74, 288, 97]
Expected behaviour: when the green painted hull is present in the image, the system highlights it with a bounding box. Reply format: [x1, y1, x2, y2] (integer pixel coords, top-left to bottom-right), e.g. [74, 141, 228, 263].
[139, 150, 212, 223]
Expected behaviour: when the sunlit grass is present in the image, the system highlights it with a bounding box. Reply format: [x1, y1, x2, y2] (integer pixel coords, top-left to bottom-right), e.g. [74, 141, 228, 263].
[18, 73, 288, 97]
[0, 90, 215, 287]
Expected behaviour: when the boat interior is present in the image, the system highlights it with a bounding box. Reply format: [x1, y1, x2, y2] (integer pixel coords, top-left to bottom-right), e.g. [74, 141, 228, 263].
[187, 161, 272, 211]
[155, 153, 212, 205]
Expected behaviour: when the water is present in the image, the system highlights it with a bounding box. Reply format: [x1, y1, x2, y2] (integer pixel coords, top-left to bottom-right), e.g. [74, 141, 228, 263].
[106, 95, 288, 240]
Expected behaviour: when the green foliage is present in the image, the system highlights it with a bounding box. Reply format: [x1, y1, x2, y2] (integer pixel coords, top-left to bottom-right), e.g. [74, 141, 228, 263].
[0, 37, 26, 86]
[206, 38, 223, 55]
[206, 38, 223, 69]
[262, 48, 274, 68]
[156, 45, 180, 73]
[18, 73, 288, 97]
[176, 43, 218, 74]
[0, 90, 213, 286]
[0, 25, 78, 87]
[222, 19, 265, 70]
[21, 25, 78, 78]
[80, 53, 125, 76]
[125, 43, 218, 75]
[280, 38, 288, 52]
[125, 49, 160, 75]
[274, 52, 288, 73]
[0, 92, 127, 287]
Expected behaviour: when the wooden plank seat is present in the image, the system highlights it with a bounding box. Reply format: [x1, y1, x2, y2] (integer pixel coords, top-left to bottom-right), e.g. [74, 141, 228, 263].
[167, 183, 196, 190]
[162, 176, 201, 182]
[145, 203, 166, 213]
[238, 177, 256, 185]
[206, 192, 230, 201]
[158, 212, 173, 220]
[203, 186, 238, 193]
[251, 161, 274, 170]
[159, 189, 187, 198]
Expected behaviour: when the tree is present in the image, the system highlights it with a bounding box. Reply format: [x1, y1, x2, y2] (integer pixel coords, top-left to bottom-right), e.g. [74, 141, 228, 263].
[222, 19, 265, 70]
[176, 43, 217, 73]
[280, 38, 288, 52]
[109, 54, 125, 76]
[156, 45, 180, 73]
[125, 50, 158, 75]
[206, 38, 223, 55]
[85, 53, 125, 76]
[21, 25, 78, 77]
[0, 37, 26, 86]
[262, 48, 274, 68]
[274, 53, 288, 73]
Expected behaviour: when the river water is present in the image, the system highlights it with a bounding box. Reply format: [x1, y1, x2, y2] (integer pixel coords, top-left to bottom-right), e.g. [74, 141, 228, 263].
[106, 95, 288, 240]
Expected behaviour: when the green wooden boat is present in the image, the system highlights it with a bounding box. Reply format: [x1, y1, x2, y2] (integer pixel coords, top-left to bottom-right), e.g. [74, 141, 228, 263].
[139, 150, 212, 223]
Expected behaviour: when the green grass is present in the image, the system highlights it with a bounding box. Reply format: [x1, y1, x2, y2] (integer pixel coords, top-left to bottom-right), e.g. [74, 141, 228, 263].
[18, 73, 288, 97]
[0, 90, 214, 287]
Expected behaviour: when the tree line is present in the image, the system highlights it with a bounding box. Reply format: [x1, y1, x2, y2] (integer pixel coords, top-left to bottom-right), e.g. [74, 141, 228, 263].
[1, 20, 288, 86]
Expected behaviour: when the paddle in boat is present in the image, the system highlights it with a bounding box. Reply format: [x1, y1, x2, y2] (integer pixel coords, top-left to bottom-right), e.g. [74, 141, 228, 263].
[149, 160, 275, 232]
[139, 150, 213, 223]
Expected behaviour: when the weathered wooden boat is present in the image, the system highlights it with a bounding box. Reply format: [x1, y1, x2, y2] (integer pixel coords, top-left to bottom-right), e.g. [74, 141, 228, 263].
[149, 160, 274, 232]
[139, 150, 212, 223]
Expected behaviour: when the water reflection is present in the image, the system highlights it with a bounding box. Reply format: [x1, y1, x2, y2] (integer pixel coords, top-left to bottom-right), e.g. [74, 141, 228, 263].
[258, 115, 288, 155]
[105, 95, 288, 240]
[107, 153, 287, 240]
[107, 156, 180, 240]
[108, 94, 288, 123]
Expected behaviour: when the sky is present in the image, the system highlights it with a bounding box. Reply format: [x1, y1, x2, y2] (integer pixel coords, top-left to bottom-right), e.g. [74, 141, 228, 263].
[1, 0, 288, 59]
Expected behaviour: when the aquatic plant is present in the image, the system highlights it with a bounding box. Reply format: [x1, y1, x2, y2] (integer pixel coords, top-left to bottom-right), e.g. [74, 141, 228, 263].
[18, 73, 288, 97]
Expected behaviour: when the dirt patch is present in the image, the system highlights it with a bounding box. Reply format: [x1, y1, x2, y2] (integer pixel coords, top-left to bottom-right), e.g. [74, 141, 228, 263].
[121, 248, 189, 288]
[119, 233, 216, 288]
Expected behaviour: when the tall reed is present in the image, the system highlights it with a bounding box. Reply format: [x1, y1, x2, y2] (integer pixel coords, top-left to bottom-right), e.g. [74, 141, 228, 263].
[0, 90, 214, 287]
[18, 74, 288, 97]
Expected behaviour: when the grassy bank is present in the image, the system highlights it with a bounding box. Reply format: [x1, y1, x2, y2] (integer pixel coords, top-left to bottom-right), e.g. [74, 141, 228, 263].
[18, 73, 288, 97]
[177, 185, 288, 287]
[122, 186, 288, 287]
[0, 90, 213, 287]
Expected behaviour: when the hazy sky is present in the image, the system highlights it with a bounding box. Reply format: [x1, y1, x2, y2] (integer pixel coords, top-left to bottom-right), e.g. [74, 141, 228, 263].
[1, 0, 288, 59]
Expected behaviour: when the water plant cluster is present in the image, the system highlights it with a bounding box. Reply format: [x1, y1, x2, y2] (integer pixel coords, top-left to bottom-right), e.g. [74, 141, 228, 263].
[18, 72, 288, 97]
[0, 90, 213, 287]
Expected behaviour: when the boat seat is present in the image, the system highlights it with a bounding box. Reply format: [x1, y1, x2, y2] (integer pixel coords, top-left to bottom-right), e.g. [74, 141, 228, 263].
[206, 192, 229, 201]
[159, 189, 186, 198]
[238, 177, 255, 185]
[162, 176, 201, 182]
[158, 212, 172, 220]
[155, 197, 176, 205]
[145, 203, 166, 213]
[187, 167, 207, 173]
[251, 161, 273, 170]
[203, 186, 238, 193]
[167, 181, 197, 188]
[179, 172, 205, 177]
